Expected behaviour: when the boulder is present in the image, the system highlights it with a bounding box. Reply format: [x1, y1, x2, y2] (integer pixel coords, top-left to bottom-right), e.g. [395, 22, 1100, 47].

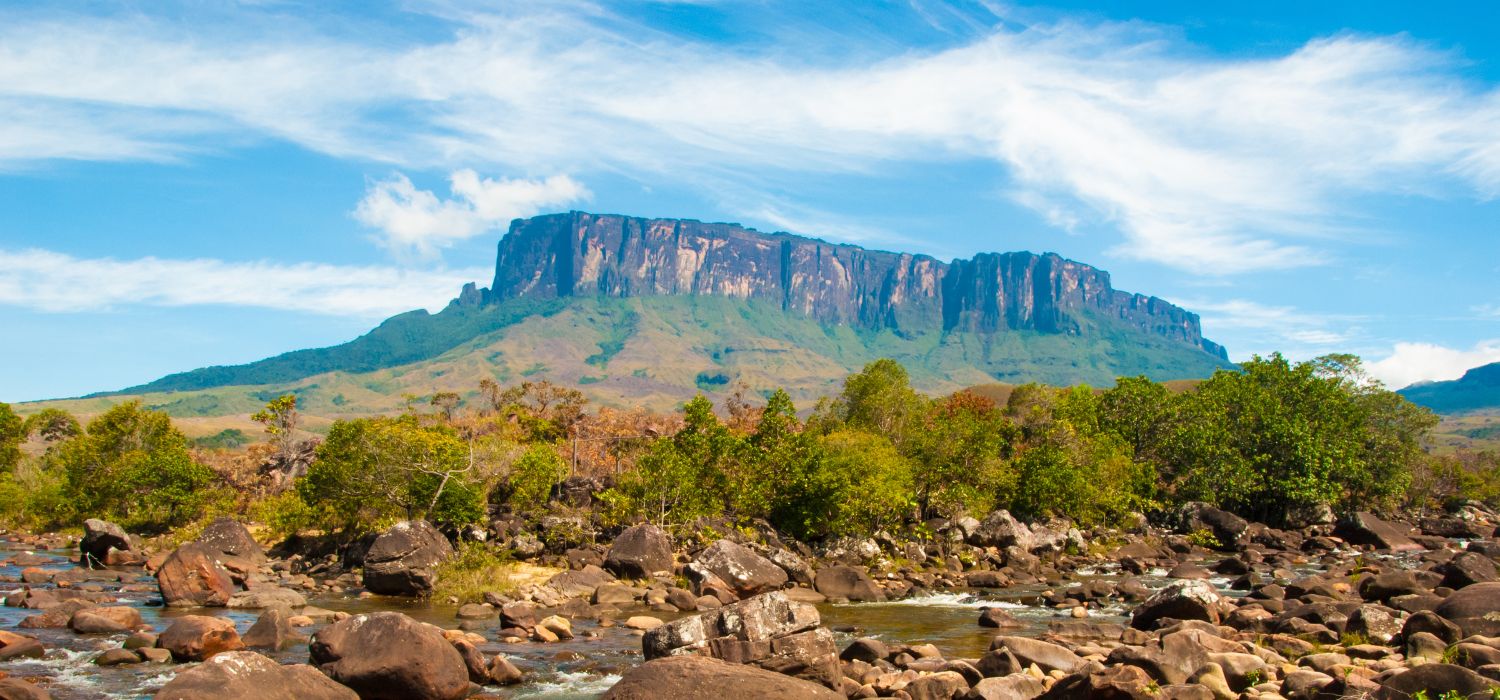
[1346, 605, 1402, 645]
[979, 607, 1024, 628]
[905, 671, 969, 700]
[1435, 581, 1500, 634]
[990, 635, 1085, 674]
[643, 591, 837, 687]
[1438, 551, 1499, 589]
[1130, 580, 1222, 630]
[361, 520, 454, 597]
[1178, 502, 1249, 550]
[0, 678, 51, 700]
[489, 654, 523, 685]
[690, 540, 788, 597]
[157, 542, 236, 607]
[601, 655, 842, 700]
[69, 606, 143, 634]
[227, 587, 306, 609]
[603, 524, 674, 579]
[968, 510, 1033, 550]
[1371, 663, 1498, 700]
[154, 650, 358, 700]
[969, 675, 1046, 700]
[157, 615, 245, 662]
[1337, 512, 1422, 552]
[194, 517, 266, 563]
[309, 611, 469, 700]
[813, 566, 885, 602]
[18, 599, 95, 628]
[546, 565, 615, 597]
[243, 606, 306, 651]
[79, 518, 132, 568]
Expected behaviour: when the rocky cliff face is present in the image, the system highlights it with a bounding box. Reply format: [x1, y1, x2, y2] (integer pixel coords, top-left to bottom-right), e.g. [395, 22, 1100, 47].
[484, 212, 1226, 359]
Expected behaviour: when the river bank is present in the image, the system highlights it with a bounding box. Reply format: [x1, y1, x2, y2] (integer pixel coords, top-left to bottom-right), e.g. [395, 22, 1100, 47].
[1, 502, 1498, 699]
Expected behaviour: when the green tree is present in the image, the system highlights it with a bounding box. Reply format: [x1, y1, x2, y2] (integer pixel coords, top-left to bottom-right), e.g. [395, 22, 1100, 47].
[0, 403, 22, 473]
[822, 359, 927, 447]
[1099, 376, 1175, 467]
[506, 444, 566, 512]
[907, 390, 1016, 518]
[600, 395, 737, 525]
[47, 402, 218, 531]
[299, 415, 482, 532]
[21, 408, 81, 444]
[252, 394, 300, 464]
[792, 430, 915, 539]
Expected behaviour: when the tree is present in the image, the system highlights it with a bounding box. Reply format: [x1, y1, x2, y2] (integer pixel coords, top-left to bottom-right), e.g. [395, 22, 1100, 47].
[1165, 353, 1434, 524]
[505, 444, 566, 512]
[821, 359, 926, 447]
[1099, 376, 1174, 466]
[0, 403, 22, 473]
[907, 390, 1016, 518]
[787, 430, 914, 540]
[600, 395, 737, 525]
[430, 392, 462, 422]
[299, 415, 482, 532]
[252, 394, 300, 464]
[47, 402, 218, 531]
[21, 408, 81, 444]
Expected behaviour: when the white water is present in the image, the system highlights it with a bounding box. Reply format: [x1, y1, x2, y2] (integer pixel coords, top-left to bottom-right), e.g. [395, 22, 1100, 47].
[514, 671, 624, 698]
[846, 592, 1029, 609]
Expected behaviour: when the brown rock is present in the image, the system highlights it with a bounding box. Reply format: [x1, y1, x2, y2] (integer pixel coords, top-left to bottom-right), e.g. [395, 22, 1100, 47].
[154, 650, 357, 700]
[600, 655, 842, 699]
[157, 615, 245, 662]
[157, 542, 236, 607]
[309, 611, 468, 700]
[70, 606, 143, 634]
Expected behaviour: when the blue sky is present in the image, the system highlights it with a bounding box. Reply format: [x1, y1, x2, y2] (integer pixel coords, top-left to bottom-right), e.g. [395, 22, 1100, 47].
[1, 0, 1498, 401]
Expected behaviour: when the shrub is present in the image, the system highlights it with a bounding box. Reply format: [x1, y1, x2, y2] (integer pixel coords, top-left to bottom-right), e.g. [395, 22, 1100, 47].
[431, 541, 515, 604]
[505, 444, 566, 512]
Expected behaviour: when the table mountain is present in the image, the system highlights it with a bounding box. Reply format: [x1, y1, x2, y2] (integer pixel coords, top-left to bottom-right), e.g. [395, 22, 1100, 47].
[73, 212, 1231, 416]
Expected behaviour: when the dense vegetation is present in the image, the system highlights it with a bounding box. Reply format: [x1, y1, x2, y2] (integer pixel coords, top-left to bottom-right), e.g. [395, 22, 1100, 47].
[2, 354, 1495, 543]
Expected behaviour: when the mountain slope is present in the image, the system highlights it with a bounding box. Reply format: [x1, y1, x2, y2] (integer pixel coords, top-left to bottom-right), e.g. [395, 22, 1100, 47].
[1400, 362, 1500, 414]
[59, 211, 1233, 416]
[45, 295, 1230, 419]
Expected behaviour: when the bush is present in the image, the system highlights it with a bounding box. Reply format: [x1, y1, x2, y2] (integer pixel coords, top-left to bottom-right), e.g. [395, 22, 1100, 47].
[505, 444, 566, 512]
[431, 541, 515, 603]
[41, 402, 221, 532]
[298, 415, 484, 533]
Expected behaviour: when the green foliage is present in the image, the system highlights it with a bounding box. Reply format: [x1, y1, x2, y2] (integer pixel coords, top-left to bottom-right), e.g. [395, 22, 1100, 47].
[601, 395, 734, 525]
[21, 408, 81, 445]
[191, 429, 251, 450]
[505, 444, 566, 512]
[822, 359, 927, 447]
[298, 415, 483, 533]
[432, 541, 515, 603]
[905, 390, 1014, 518]
[1167, 354, 1435, 524]
[0, 403, 22, 473]
[793, 430, 914, 539]
[1185, 529, 1222, 549]
[41, 402, 220, 531]
[249, 490, 316, 540]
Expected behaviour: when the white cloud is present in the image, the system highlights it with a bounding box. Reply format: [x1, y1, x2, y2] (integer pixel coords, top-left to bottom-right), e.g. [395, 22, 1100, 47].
[1177, 298, 1360, 359]
[1366, 340, 1500, 389]
[0, 7, 1497, 271]
[0, 249, 487, 318]
[352, 170, 589, 257]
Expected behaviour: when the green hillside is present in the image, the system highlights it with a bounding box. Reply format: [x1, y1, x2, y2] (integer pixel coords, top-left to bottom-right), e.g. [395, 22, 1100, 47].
[1400, 362, 1500, 414]
[33, 295, 1232, 420]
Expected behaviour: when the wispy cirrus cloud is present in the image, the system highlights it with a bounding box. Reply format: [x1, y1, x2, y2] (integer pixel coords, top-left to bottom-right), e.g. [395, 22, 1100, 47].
[0, 249, 486, 318]
[0, 4, 1497, 272]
